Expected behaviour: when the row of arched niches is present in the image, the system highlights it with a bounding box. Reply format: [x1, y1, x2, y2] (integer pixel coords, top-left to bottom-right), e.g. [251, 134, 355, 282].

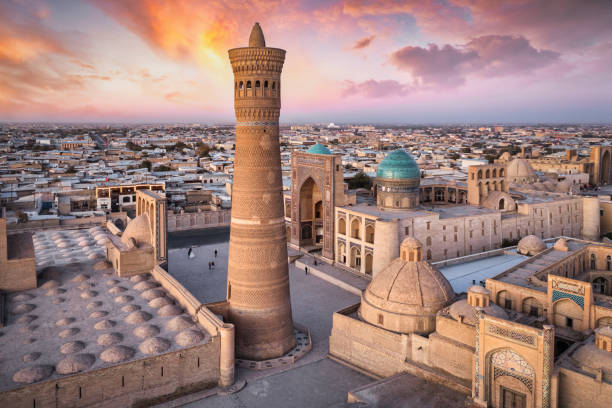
[234, 79, 280, 98]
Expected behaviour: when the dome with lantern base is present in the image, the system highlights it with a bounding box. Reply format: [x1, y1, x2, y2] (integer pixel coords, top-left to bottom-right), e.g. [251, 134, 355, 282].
[359, 238, 455, 335]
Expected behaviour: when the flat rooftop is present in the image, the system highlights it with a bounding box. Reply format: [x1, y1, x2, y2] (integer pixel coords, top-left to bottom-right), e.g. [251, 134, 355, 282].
[339, 202, 497, 220]
[437, 252, 527, 294]
[339, 203, 431, 220]
[498, 240, 587, 289]
[0, 255, 211, 393]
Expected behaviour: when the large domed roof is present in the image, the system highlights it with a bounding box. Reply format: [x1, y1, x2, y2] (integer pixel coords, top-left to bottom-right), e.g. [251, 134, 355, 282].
[360, 240, 454, 334]
[306, 143, 332, 155]
[364, 259, 454, 314]
[376, 149, 420, 180]
[506, 158, 536, 182]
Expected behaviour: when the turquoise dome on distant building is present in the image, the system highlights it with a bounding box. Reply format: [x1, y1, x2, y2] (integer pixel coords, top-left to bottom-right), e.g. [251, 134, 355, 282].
[306, 143, 332, 155]
[376, 149, 420, 180]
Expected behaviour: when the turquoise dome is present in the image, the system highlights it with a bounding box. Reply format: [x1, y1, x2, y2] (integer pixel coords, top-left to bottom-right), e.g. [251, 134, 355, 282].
[376, 149, 420, 180]
[306, 143, 332, 155]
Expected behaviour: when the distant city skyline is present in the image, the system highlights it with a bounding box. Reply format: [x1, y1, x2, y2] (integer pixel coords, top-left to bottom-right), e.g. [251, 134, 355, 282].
[1, 0, 611, 123]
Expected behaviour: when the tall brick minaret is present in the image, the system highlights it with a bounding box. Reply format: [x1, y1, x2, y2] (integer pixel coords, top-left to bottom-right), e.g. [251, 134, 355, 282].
[226, 23, 295, 360]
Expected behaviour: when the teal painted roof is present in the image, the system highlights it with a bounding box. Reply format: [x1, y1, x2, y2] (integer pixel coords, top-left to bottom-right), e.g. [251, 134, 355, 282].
[306, 143, 332, 155]
[376, 149, 420, 180]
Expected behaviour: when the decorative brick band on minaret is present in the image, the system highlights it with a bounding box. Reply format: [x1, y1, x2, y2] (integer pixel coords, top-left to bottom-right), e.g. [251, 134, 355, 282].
[226, 23, 296, 360]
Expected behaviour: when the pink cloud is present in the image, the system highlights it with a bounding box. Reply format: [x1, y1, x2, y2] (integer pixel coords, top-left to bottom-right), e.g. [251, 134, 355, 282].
[343, 0, 612, 50]
[342, 79, 411, 98]
[352, 35, 375, 49]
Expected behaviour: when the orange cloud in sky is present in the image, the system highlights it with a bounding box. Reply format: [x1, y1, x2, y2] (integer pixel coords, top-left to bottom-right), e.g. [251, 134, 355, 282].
[91, 0, 306, 67]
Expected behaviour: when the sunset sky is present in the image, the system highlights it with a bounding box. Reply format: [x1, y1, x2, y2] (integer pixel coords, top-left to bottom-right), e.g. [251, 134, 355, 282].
[1, 0, 611, 123]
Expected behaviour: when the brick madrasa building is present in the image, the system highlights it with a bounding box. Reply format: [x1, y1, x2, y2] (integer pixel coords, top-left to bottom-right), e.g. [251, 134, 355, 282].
[328, 234, 612, 407]
[285, 147, 603, 282]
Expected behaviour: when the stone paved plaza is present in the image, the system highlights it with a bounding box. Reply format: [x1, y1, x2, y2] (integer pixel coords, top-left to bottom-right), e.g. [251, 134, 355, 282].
[165, 228, 467, 407]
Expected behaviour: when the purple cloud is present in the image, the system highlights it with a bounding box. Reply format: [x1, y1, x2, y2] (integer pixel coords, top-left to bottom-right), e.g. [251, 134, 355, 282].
[390, 35, 560, 87]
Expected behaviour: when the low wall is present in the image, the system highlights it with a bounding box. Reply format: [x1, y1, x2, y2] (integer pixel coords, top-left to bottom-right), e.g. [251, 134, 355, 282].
[1, 340, 220, 408]
[6, 216, 106, 232]
[557, 366, 612, 408]
[151, 265, 234, 387]
[330, 306, 473, 393]
[329, 308, 409, 378]
[167, 210, 230, 232]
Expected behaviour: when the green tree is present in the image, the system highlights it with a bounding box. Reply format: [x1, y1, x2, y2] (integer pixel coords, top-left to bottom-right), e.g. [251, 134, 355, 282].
[126, 141, 142, 151]
[348, 172, 372, 189]
[197, 143, 211, 158]
[141, 160, 152, 171]
[154, 164, 172, 172]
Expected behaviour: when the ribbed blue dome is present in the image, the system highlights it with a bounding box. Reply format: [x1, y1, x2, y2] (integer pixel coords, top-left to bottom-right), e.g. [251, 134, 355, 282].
[306, 143, 332, 155]
[376, 149, 420, 180]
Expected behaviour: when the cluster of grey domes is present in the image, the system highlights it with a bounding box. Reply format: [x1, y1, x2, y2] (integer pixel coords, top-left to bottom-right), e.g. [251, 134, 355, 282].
[32, 227, 107, 268]
[3, 261, 209, 389]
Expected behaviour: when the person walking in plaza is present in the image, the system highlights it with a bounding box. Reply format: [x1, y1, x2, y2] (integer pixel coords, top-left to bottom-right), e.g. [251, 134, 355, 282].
[214, 249, 218, 257]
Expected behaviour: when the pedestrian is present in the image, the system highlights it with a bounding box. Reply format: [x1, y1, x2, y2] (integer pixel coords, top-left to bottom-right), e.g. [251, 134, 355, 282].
[305, 266, 308, 275]
[208, 261, 211, 271]
[187, 248, 192, 259]
[211, 261, 215, 271]
[214, 249, 218, 257]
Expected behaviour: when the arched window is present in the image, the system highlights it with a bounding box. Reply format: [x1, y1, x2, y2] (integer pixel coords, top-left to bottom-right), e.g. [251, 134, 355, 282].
[497, 290, 512, 309]
[477, 169, 482, 179]
[272, 81, 276, 90]
[485, 169, 490, 178]
[351, 218, 361, 239]
[365, 225, 375, 244]
[255, 80, 260, 88]
[492, 168, 497, 177]
[426, 236, 432, 246]
[593, 277, 607, 294]
[246, 81, 252, 88]
[426, 249, 432, 260]
[607, 255, 611, 271]
[239, 81, 244, 89]
[499, 169, 505, 177]
[591, 253, 596, 269]
[264, 80, 268, 88]
[338, 218, 346, 235]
